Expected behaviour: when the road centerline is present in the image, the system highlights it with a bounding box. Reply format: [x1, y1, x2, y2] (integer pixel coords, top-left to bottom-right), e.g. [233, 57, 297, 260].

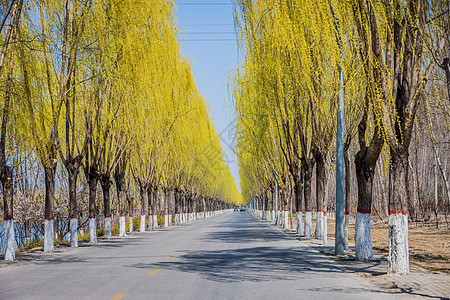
[110, 293, 127, 300]
[145, 269, 161, 276]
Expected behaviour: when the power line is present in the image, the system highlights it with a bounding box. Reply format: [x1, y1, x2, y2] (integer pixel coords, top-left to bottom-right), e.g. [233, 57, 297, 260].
[181, 24, 233, 26]
[181, 32, 234, 34]
[177, 2, 233, 5]
[181, 38, 236, 41]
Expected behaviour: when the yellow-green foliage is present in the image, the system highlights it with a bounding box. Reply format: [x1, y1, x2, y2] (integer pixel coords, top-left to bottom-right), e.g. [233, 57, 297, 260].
[232, 0, 362, 202]
[14, 0, 240, 209]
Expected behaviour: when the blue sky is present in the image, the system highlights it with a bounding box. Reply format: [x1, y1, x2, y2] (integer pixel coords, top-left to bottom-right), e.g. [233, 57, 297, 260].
[174, 1, 241, 191]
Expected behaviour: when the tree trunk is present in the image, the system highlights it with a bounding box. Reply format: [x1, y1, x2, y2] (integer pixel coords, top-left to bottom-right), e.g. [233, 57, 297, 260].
[182, 192, 187, 223]
[354, 151, 376, 260]
[344, 141, 351, 251]
[100, 175, 111, 238]
[315, 151, 326, 240]
[442, 57, 450, 103]
[293, 169, 304, 235]
[272, 187, 276, 224]
[434, 161, 439, 229]
[140, 189, 146, 233]
[433, 145, 450, 228]
[261, 192, 266, 220]
[185, 195, 190, 223]
[164, 189, 169, 227]
[2, 166, 14, 260]
[169, 190, 174, 225]
[114, 174, 126, 237]
[303, 159, 314, 237]
[43, 161, 56, 252]
[88, 171, 98, 243]
[67, 165, 80, 247]
[127, 194, 133, 234]
[152, 188, 161, 229]
[388, 151, 410, 274]
[175, 190, 182, 225]
[147, 189, 153, 231]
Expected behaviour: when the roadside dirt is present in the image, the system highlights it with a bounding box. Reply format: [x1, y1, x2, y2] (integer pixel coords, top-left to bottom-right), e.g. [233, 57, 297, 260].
[326, 218, 450, 274]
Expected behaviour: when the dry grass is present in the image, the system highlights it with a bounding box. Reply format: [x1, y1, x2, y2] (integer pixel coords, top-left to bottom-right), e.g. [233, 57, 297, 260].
[325, 218, 450, 273]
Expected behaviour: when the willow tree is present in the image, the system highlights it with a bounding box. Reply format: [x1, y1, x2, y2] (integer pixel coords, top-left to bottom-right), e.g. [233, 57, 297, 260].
[89, 0, 138, 239]
[352, 0, 448, 273]
[232, 55, 282, 222]
[0, 0, 23, 261]
[234, 0, 304, 232]
[18, 0, 68, 253]
[234, 0, 356, 239]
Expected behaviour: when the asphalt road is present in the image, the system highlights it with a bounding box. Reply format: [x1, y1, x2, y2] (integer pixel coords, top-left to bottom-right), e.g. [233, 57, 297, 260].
[0, 212, 396, 300]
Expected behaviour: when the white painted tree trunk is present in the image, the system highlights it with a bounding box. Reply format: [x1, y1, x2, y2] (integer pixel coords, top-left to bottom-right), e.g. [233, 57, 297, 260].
[148, 214, 153, 231]
[44, 219, 54, 252]
[344, 213, 349, 251]
[129, 216, 133, 234]
[322, 212, 327, 245]
[304, 211, 312, 237]
[355, 212, 373, 260]
[119, 216, 126, 236]
[315, 211, 323, 239]
[283, 210, 289, 229]
[89, 217, 97, 243]
[70, 218, 78, 247]
[296, 211, 304, 235]
[140, 215, 145, 233]
[164, 214, 169, 227]
[388, 213, 409, 274]
[3, 219, 15, 261]
[153, 214, 158, 229]
[272, 209, 276, 223]
[169, 214, 172, 226]
[105, 217, 112, 238]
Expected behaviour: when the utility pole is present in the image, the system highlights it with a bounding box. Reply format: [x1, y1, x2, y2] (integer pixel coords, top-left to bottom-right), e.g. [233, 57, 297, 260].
[275, 178, 279, 225]
[262, 193, 265, 219]
[329, 1, 345, 255]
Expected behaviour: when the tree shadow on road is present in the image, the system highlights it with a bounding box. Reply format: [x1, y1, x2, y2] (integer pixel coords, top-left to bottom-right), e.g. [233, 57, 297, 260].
[144, 246, 344, 283]
[127, 213, 349, 283]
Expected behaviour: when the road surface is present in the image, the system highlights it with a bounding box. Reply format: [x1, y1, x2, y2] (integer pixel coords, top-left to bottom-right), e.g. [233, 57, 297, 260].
[0, 212, 396, 299]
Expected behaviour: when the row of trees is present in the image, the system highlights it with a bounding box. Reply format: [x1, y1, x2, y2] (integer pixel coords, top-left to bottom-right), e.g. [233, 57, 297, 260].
[0, 0, 240, 261]
[232, 0, 449, 274]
